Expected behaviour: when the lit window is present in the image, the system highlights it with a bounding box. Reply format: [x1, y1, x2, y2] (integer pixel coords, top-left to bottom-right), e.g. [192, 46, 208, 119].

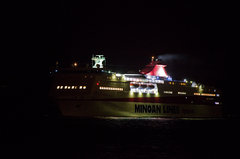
[83, 86, 86, 89]
[72, 86, 75, 89]
[164, 91, 173, 94]
[79, 86, 82, 89]
[68, 86, 71, 89]
[178, 92, 186, 95]
[60, 86, 63, 89]
[201, 93, 215, 97]
[57, 86, 60, 89]
[64, 86, 67, 89]
[194, 93, 200, 96]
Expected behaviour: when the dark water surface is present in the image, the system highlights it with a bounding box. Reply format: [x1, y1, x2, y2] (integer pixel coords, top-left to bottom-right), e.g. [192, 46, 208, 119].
[2, 117, 239, 159]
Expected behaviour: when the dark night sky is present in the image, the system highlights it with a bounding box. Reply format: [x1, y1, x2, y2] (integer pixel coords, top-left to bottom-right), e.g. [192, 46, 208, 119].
[2, 1, 227, 94]
[47, 1, 226, 85]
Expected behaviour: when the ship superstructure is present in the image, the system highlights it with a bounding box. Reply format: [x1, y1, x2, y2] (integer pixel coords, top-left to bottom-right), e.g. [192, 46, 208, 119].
[49, 55, 223, 118]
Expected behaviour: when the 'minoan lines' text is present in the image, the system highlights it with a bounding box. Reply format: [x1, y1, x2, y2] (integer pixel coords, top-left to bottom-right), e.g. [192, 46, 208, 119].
[135, 104, 179, 114]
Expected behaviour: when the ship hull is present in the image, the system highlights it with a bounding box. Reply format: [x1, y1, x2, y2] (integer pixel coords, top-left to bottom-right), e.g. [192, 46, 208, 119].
[57, 100, 223, 118]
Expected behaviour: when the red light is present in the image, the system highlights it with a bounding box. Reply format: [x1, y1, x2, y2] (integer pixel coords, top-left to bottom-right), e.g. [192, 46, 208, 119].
[96, 83, 99, 85]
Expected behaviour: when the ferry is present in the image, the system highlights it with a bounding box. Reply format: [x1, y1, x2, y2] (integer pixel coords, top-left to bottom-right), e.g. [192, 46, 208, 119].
[49, 55, 223, 118]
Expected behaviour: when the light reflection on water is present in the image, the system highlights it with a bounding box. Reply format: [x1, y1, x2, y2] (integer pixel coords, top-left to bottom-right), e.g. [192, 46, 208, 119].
[96, 116, 223, 120]
[88, 116, 225, 129]
[96, 116, 174, 120]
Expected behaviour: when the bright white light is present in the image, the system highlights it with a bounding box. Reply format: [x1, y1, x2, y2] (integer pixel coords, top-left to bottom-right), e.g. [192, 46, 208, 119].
[116, 73, 121, 77]
[146, 75, 151, 79]
[91, 55, 105, 68]
[191, 82, 197, 88]
[157, 66, 167, 77]
[130, 82, 158, 94]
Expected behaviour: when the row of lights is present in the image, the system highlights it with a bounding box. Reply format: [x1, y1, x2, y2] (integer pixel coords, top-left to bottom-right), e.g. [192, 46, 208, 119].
[130, 89, 159, 95]
[164, 91, 218, 96]
[99, 86, 123, 91]
[163, 91, 187, 95]
[168, 82, 186, 86]
[130, 82, 158, 94]
[57, 86, 87, 90]
[130, 89, 158, 94]
[130, 82, 157, 90]
[124, 77, 164, 84]
[194, 93, 218, 97]
[111, 73, 165, 84]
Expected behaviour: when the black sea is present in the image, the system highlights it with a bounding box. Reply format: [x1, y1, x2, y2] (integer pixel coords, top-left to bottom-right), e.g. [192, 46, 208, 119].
[2, 113, 239, 159]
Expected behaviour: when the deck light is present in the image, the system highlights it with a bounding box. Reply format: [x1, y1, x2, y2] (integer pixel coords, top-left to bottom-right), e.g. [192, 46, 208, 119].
[73, 62, 78, 67]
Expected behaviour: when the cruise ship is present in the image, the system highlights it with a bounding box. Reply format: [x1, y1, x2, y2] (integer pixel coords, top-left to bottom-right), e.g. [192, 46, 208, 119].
[49, 55, 223, 118]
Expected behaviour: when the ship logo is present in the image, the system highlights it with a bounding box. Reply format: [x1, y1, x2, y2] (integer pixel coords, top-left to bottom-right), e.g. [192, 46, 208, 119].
[135, 104, 180, 114]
